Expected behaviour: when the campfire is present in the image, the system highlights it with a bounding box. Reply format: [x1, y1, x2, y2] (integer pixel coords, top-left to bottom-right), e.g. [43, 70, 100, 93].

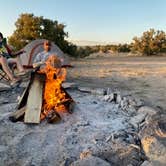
[9, 56, 75, 123]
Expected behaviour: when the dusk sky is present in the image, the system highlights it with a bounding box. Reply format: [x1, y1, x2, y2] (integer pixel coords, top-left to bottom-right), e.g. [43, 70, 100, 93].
[0, 0, 166, 45]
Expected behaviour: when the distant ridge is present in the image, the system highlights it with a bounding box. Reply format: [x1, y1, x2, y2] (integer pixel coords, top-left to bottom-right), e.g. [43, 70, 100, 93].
[68, 40, 118, 46]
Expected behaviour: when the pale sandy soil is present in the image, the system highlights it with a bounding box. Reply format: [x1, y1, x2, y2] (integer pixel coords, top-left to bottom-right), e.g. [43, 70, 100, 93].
[67, 56, 166, 111]
[0, 55, 165, 165]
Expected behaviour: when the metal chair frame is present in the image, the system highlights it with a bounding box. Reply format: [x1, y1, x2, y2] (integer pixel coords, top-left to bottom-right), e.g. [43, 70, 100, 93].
[0, 63, 16, 82]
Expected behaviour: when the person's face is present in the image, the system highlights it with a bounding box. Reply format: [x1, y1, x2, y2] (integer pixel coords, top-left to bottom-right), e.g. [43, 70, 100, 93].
[44, 42, 51, 52]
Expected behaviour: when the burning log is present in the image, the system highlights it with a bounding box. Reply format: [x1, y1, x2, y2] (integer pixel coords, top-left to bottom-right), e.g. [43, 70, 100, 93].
[39, 56, 74, 117]
[60, 87, 75, 114]
[46, 110, 61, 123]
[9, 55, 75, 124]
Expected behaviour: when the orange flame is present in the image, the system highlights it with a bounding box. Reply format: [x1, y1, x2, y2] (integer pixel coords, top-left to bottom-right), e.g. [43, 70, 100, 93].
[39, 55, 69, 120]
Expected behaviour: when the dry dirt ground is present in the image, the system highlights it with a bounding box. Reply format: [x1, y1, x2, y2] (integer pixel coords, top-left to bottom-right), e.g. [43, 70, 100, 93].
[0, 55, 165, 165]
[67, 56, 166, 111]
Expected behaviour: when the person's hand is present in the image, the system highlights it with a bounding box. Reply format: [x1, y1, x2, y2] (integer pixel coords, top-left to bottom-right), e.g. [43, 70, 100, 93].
[33, 62, 45, 68]
[32, 63, 38, 68]
[33, 63, 40, 68]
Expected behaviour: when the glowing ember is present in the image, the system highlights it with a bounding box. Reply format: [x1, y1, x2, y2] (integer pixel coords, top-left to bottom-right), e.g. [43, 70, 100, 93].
[39, 55, 70, 120]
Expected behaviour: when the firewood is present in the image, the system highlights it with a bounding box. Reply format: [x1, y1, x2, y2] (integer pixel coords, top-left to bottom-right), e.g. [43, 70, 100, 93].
[9, 106, 26, 122]
[78, 87, 106, 95]
[62, 82, 77, 89]
[61, 86, 73, 99]
[17, 81, 31, 109]
[47, 110, 61, 123]
[60, 87, 75, 113]
[17, 71, 36, 109]
[68, 101, 75, 114]
[24, 73, 45, 123]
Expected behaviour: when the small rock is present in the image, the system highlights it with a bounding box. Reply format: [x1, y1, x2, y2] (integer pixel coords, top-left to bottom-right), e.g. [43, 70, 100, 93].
[92, 139, 98, 144]
[76, 121, 90, 127]
[127, 106, 137, 115]
[137, 106, 156, 116]
[116, 94, 121, 104]
[128, 97, 136, 106]
[103, 94, 114, 102]
[140, 160, 153, 166]
[129, 114, 147, 129]
[140, 114, 166, 166]
[91, 88, 106, 96]
[134, 98, 144, 107]
[120, 98, 127, 109]
[80, 150, 92, 159]
[141, 136, 166, 165]
[106, 88, 113, 95]
[70, 156, 111, 166]
[106, 135, 112, 142]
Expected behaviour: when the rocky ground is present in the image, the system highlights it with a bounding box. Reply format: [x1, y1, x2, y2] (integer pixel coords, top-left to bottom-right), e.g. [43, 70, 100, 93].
[0, 55, 165, 166]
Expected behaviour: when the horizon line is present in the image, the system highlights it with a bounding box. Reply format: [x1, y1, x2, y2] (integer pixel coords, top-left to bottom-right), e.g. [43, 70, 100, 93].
[67, 39, 129, 46]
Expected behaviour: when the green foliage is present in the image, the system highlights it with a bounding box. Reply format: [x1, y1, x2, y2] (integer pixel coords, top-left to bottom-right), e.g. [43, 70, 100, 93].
[132, 29, 166, 55]
[8, 13, 77, 57]
[89, 44, 131, 53]
[8, 13, 42, 50]
[117, 44, 131, 52]
[73, 46, 96, 58]
[80, 29, 166, 57]
[8, 14, 166, 57]
[64, 42, 77, 57]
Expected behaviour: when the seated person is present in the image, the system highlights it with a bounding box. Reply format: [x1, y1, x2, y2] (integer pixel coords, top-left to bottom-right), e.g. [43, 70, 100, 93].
[0, 32, 26, 85]
[33, 40, 63, 68]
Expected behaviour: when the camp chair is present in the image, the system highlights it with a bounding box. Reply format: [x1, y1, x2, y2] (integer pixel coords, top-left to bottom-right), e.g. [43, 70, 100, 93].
[0, 65, 10, 81]
[0, 50, 25, 83]
[0, 40, 45, 83]
[0, 61, 18, 83]
[0, 39, 73, 83]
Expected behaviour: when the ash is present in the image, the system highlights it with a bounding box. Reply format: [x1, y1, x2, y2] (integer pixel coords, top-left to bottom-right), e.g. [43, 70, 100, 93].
[0, 83, 165, 166]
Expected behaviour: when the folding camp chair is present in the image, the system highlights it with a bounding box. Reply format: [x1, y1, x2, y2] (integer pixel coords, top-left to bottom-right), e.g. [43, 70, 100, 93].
[0, 65, 9, 81]
[0, 63, 16, 82]
[0, 38, 26, 82]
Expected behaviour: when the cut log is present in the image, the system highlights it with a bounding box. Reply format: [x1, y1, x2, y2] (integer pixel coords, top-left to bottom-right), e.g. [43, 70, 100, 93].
[17, 81, 31, 109]
[24, 73, 45, 123]
[17, 71, 35, 109]
[9, 106, 26, 122]
[61, 87, 75, 113]
[62, 82, 77, 89]
[78, 86, 106, 95]
[61, 86, 73, 99]
[47, 110, 61, 123]
[68, 101, 75, 114]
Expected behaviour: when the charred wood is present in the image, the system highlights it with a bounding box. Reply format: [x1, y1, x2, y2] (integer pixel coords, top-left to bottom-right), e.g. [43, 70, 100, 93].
[9, 106, 26, 122]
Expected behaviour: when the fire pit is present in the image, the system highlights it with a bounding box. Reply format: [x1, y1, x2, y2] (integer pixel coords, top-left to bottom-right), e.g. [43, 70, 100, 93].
[9, 56, 75, 123]
[1, 78, 165, 165]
